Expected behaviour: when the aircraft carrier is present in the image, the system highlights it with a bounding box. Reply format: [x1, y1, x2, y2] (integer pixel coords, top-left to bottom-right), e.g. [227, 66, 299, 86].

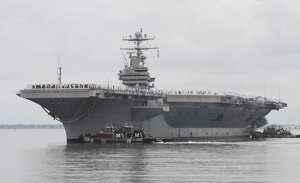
[17, 29, 287, 143]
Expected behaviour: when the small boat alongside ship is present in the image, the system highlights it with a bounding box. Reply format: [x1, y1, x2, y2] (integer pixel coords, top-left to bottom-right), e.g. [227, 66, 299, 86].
[251, 125, 300, 139]
[82, 122, 157, 143]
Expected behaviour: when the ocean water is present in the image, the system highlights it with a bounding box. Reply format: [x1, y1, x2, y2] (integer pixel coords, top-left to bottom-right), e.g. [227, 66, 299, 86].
[1, 129, 300, 183]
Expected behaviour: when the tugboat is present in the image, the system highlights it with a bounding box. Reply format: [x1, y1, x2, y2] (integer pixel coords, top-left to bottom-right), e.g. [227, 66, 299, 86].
[90, 122, 147, 143]
[250, 124, 299, 138]
[95, 123, 116, 142]
[262, 125, 292, 138]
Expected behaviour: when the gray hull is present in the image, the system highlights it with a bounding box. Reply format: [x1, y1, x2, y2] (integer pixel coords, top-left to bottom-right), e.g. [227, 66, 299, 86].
[18, 87, 279, 142]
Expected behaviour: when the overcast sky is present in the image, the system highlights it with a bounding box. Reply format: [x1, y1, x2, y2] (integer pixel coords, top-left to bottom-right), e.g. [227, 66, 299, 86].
[0, 0, 299, 125]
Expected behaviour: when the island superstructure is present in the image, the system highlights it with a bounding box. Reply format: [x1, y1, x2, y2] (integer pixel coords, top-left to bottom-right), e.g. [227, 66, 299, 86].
[17, 29, 287, 143]
[118, 30, 157, 89]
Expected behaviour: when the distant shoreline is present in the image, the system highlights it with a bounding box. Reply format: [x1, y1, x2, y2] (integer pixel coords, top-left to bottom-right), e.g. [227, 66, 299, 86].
[0, 124, 63, 129]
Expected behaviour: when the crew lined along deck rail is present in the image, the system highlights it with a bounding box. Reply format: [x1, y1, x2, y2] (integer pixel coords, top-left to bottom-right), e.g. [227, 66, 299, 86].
[25, 83, 281, 103]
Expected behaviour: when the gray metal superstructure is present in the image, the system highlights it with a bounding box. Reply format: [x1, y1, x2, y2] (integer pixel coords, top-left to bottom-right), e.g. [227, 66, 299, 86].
[17, 30, 287, 143]
[118, 29, 157, 89]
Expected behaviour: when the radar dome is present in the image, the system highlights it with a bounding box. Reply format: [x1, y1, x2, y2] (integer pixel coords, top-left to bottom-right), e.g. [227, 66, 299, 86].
[135, 31, 142, 39]
[256, 97, 265, 106]
[277, 103, 283, 109]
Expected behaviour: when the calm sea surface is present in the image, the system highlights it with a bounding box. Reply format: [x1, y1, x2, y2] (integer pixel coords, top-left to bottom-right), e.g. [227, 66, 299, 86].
[1, 129, 300, 183]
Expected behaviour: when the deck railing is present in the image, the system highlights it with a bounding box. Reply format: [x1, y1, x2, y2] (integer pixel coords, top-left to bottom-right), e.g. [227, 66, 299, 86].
[25, 83, 281, 103]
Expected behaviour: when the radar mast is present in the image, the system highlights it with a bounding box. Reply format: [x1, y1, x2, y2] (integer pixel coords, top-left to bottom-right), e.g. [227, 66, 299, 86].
[118, 29, 158, 89]
[57, 57, 62, 85]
